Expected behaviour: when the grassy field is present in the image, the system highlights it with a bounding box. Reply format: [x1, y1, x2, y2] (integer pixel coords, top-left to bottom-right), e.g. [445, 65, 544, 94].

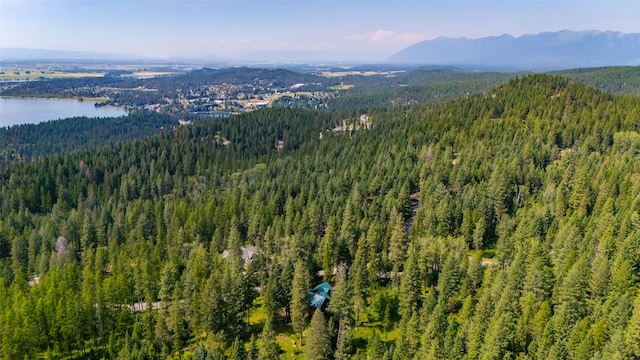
[248, 296, 304, 359]
[0, 69, 105, 81]
[0, 67, 177, 81]
[331, 84, 355, 90]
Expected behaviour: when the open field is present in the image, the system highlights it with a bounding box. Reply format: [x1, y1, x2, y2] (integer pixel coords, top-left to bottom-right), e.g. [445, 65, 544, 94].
[0, 69, 105, 81]
[331, 84, 355, 90]
[0, 66, 179, 81]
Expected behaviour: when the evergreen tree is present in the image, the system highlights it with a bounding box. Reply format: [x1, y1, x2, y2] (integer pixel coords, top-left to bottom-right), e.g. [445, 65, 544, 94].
[367, 331, 386, 360]
[479, 312, 516, 360]
[247, 334, 259, 360]
[305, 310, 332, 360]
[328, 272, 354, 360]
[258, 318, 281, 360]
[438, 250, 462, 303]
[399, 245, 421, 318]
[555, 254, 590, 329]
[228, 336, 248, 360]
[523, 239, 554, 302]
[388, 211, 408, 272]
[291, 260, 311, 346]
[473, 216, 486, 251]
[193, 342, 214, 360]
[625, 291, 640, 358]
[590, 249, 610, 300]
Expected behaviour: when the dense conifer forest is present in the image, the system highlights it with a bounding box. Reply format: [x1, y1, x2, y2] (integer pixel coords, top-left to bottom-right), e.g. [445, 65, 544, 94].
[0, 112, 176, 161]
[1, 73, 640, 359]
[554, 67, 640, 96]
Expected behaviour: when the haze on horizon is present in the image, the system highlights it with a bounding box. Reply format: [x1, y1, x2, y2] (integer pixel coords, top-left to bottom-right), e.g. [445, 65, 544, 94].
[1, 0, 639, 62]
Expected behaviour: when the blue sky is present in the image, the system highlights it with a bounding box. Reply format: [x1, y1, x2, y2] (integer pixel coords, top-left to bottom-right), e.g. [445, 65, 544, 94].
[1, 0, 639, 61]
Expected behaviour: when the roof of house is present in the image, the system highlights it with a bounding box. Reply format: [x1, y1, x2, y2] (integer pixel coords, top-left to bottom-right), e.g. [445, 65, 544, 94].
[307, 282, 333, 309]
[222, 245, 259, 262]
[312, 282, 333, 296]
[309, 292, 328, 308]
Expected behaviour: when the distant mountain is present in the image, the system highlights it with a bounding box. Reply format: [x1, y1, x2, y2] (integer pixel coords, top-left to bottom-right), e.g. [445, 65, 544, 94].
[0, 47, 149, 62]
[389, 30, 640, 71]
[241, 49, 386, 64]
[0, 48, 234, 65]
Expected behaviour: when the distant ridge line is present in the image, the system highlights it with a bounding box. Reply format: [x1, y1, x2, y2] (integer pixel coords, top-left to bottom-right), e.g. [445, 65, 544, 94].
[389, 30, 640, 71]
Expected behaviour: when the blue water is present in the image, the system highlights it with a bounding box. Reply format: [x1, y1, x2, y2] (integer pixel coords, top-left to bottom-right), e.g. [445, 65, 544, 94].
[0, 97, 128, 128]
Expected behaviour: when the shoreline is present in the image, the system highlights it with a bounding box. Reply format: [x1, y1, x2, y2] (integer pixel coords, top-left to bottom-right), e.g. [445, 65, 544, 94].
[0, 96, 129, 128]
[0, 94, 110, 103]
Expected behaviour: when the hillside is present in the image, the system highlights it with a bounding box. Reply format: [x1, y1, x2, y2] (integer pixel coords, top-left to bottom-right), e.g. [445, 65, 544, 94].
[1, 75, 640, 359]
[389, 30, 640, 70]
[554, 66, 640, 96]
[322, 69, 517, 110]
[0, 112, 177, 161]
[275, 67, 640, 111]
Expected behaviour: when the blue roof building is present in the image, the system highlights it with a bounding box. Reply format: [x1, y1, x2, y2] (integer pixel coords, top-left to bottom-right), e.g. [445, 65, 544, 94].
[307, 282, 333, 309]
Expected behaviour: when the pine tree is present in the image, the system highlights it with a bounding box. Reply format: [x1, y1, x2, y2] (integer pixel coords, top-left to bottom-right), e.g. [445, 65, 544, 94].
[349, 234, 369, 325]
[168, 285, 188, 351]
[625, 291, 640, 357]
[264, 264, 282, 323]
[399, 245, 421, 318]
[438, 251, 461, 303]
[473, 216, 486, 251]
[328, 271, 354, 324]
[479, 312, 516, 360]
[610, 254, 635, 295]
[202, 269, 225, 334]
[291, 260, 311, 346]
[339, 203, 356, 261]
[523, 239, 554, 302]
[329, 272, 354, 360]
[193, 342, 213, 360]
[589, 249, 610, 300]
[367, 331, 386, 360]
[258, 318, 281, 360]
[305, 310, 332, 360]
[388, 212, 407, 272]
[10, 235, 28, 276]
[419, 301, 447, 359]
[555, 254, 590, 328]
[228, 336, 248, 360]
[322, 216, 338, 280]
[247, 334, 259, 360]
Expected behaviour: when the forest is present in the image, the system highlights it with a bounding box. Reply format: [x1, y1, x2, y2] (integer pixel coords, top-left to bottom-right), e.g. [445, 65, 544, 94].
[0, 112, 176, 161]
[1, 73, 640, 359]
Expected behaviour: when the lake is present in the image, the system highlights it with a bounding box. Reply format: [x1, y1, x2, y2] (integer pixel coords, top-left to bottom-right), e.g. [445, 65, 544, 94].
[0, 97, 128, 128]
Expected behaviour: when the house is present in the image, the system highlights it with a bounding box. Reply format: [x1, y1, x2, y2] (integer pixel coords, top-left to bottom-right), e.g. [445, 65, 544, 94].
[222, 245, 259, 267]
[241, 246, 259, 262]
[308, 282, 333, 310]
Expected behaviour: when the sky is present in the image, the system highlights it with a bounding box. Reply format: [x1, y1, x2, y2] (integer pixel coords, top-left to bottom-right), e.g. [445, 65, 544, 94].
[1, 0, 639, 62]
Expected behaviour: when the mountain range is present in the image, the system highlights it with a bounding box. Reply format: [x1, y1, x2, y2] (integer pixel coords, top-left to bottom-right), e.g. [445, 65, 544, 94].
[389, 30, 640, 70]
[0, 47, 372, 65]
[0, 48, 148, 62]
[3, 30, 640, 69]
